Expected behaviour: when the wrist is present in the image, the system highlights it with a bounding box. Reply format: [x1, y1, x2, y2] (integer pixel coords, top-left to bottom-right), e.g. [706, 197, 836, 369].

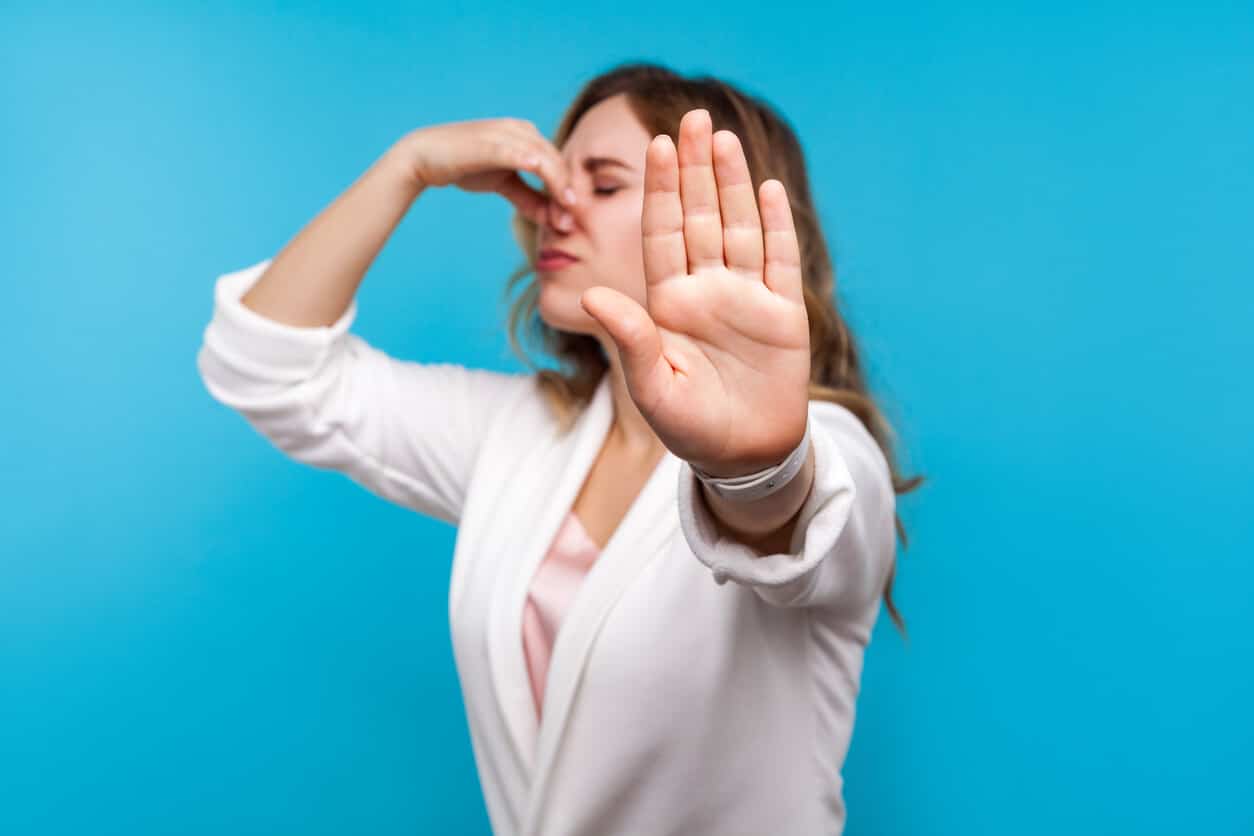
[698, 438, 815, 542]
[384, 132, 430, 193]
[692, 419, 812, 503]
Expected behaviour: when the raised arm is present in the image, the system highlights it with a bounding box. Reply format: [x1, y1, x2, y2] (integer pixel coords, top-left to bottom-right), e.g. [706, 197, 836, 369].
[239, 118, 577, 327]
[197, 119, 576, 524]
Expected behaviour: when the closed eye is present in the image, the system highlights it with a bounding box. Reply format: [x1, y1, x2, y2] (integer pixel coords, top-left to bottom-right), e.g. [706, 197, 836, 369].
[594, 186, 621, 196]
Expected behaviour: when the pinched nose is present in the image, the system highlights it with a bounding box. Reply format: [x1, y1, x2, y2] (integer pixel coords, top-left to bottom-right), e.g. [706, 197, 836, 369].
[542, 194, 575, 233]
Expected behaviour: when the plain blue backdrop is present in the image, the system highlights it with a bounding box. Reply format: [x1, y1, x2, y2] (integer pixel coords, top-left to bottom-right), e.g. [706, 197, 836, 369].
[3, 2, 1251, 834]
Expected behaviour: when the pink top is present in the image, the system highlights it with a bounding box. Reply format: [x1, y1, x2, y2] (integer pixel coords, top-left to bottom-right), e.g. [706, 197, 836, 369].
[522, 509, 602, 720]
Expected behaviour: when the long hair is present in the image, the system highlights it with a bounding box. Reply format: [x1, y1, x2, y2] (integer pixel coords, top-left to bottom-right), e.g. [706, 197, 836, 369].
[500, 62, 924, 634]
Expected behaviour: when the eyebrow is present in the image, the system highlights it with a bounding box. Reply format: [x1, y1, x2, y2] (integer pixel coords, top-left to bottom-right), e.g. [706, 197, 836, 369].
[582, 156, 635, 173]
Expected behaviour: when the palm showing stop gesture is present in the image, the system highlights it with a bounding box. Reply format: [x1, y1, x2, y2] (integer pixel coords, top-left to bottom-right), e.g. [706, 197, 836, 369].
[580, 108, 812, 479]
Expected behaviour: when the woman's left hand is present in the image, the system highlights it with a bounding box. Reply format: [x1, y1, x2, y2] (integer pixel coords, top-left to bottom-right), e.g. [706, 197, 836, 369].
[579, 108, 812, 477]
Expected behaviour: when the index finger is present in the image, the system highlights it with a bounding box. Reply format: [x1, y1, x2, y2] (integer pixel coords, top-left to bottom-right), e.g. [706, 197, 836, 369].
[510, 124, 576, 208]
[518, 147, 576, 209]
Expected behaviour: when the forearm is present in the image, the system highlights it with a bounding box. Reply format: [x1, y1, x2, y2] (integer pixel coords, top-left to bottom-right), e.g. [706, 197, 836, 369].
[239, 141, 425, 328]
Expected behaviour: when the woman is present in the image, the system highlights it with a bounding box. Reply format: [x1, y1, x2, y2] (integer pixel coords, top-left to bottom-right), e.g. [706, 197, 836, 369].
[197, 61, 921, 836]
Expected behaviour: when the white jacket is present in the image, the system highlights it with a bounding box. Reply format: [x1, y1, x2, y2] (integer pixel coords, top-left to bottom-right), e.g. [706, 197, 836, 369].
[196, 259, 898, 836]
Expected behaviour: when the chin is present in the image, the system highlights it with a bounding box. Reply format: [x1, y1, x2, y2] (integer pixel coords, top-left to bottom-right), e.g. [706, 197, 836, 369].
[537, 291, 594, 336]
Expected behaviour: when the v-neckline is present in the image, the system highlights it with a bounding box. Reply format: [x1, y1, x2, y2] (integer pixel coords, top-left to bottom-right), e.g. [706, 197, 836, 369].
[562, 373, 669, 555]
[491, 371, 681, 784]
[566, 511, 600, 553]
[575, 372, 672, 545]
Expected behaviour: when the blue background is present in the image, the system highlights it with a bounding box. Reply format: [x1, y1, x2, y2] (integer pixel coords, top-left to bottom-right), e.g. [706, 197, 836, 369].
[3, 3, 1251, 834]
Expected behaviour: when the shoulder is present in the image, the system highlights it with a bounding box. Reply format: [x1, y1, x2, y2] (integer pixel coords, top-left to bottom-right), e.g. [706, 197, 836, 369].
[472, 369, 566, 438]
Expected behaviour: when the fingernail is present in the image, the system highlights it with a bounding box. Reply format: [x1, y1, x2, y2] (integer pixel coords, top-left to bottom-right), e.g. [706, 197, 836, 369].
[563, 187, 576, 206]
[558, 212, 573, 231]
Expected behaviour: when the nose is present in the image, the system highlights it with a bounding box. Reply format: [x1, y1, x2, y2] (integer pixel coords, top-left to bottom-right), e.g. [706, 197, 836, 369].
[542, 194, 575, 234]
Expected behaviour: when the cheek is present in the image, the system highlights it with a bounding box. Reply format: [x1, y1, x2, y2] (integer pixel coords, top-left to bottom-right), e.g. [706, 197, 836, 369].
[578, 202, 648, 294]
[609, 206, 647, 276]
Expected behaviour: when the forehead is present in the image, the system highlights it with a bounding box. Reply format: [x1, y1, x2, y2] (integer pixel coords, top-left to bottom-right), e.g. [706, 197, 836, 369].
[561, 94, 652, 163]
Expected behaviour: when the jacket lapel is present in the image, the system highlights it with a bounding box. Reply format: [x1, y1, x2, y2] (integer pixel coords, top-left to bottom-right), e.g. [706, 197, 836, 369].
[485, 371, 683, 834]
[486, 373, 615, 784]
[522, 451, 680, 835]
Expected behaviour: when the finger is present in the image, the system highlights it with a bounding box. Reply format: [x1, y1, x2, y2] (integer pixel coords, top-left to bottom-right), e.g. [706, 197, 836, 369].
[712, 130, 763, 279]
[517, 145, 575, 210]
[495, 171, 549, 224]
[503, 123, 576, 209]
[579, 286, 673, 415]
[514, 143, 573, 232]
[759, 179, 804, 302]
[641, 134, 687, 287]
[677, 109, 724, 273]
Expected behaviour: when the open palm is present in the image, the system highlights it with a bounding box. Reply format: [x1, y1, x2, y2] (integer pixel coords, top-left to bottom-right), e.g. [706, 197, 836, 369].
[579, 108, 812, 478]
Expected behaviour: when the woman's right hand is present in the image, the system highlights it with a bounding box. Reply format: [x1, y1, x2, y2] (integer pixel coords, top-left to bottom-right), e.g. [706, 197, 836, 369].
[395, 118, 576, 227]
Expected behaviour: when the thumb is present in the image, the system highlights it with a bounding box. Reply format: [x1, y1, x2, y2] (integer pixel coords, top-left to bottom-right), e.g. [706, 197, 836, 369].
[579, 286, 671, 409]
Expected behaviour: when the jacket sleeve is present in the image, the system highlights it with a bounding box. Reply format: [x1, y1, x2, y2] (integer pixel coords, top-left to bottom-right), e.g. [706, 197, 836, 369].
[675, 399, 898, 612]
[194, 258, 532, 526]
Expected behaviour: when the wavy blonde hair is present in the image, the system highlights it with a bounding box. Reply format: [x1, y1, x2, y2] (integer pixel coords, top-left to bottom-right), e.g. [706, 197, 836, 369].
[499, 62, 924, 634]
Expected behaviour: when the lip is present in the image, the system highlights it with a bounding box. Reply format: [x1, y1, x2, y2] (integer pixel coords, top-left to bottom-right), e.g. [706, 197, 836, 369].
[537, 248, 579, 271]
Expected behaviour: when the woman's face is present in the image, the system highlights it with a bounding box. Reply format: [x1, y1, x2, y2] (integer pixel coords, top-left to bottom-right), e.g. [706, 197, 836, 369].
[535, 93, 653, 343]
